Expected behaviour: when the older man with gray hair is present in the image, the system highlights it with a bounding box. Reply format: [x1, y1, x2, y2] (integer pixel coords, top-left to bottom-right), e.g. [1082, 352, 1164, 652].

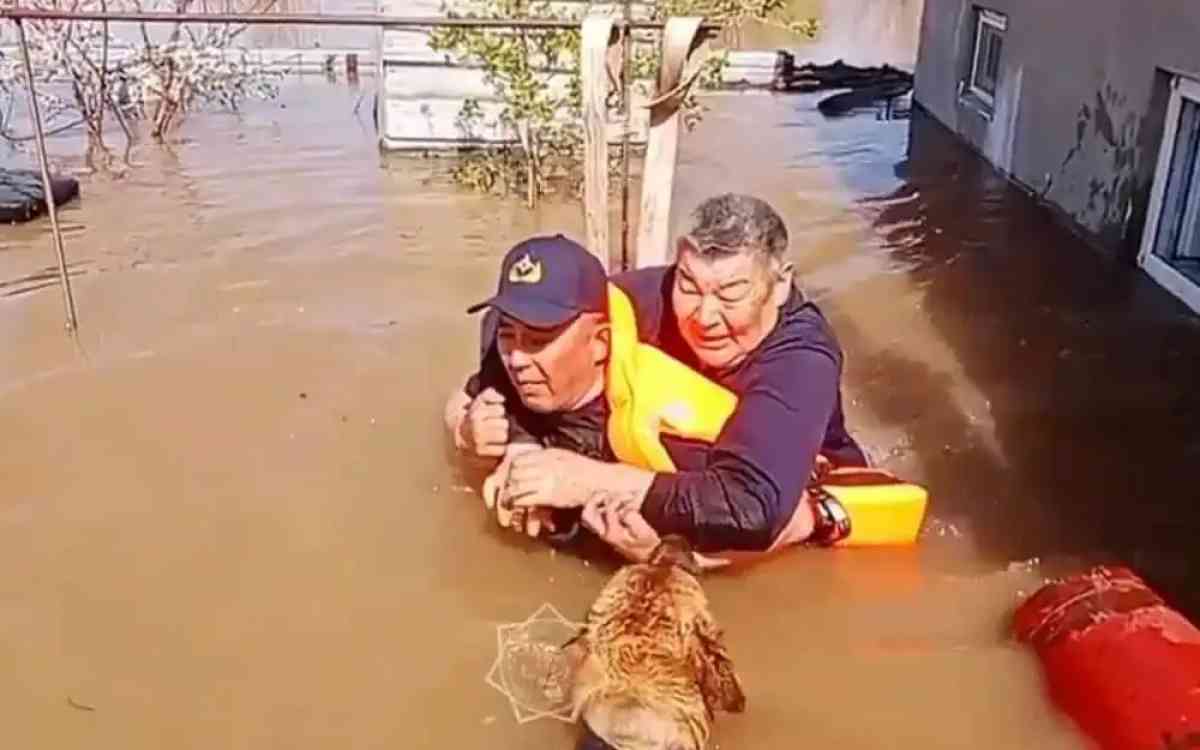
[453, 193, 867, 562]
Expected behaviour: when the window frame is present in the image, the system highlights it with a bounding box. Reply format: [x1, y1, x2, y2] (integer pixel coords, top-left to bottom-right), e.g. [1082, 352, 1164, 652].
[967, 8, 1007, 108]
[1138, 74, 1200, 314]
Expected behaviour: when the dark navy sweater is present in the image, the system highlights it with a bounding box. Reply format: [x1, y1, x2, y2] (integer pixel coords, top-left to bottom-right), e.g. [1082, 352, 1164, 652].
[611, 266, 865, 551]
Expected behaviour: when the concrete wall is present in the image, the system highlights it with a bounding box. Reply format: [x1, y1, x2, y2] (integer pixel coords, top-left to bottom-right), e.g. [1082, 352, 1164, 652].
[913, 0, 1200, 260]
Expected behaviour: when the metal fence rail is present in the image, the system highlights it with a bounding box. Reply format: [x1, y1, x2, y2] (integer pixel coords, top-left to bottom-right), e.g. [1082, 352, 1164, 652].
[0, 8, 719, 30]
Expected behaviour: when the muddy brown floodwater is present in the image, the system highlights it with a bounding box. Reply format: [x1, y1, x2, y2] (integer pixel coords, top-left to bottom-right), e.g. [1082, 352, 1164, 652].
[7, 76, 1195, 749]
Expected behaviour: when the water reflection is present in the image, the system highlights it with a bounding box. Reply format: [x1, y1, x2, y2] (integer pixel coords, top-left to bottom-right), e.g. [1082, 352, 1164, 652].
[675, 89, 1200, 619]
[859, 106, 1200, 615]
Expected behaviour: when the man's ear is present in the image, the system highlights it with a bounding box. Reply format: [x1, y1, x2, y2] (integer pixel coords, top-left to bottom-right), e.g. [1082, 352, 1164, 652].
[592, 321, 611, 366]
[771, 260, 794, 307]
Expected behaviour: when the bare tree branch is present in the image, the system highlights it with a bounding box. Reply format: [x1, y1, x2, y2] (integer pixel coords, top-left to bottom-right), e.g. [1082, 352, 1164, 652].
[0, 0, 283, 161]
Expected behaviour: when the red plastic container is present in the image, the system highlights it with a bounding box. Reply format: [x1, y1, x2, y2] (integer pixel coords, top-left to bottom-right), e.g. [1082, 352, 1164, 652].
[1013, 566, 1200, 750]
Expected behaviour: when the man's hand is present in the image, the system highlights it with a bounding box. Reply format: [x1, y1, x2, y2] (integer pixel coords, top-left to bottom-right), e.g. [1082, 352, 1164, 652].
[811, 453, 834, 483]
[456, 387, 510, 459]
[482, 443, 553, 537]
[581, 493, 731, 570]
[501, 447, 605, 510]
[581, 492, 661, 563]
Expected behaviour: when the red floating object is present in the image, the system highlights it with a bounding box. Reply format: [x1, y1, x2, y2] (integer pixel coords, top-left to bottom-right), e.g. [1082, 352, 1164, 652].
[1013, 566, 1200, 750]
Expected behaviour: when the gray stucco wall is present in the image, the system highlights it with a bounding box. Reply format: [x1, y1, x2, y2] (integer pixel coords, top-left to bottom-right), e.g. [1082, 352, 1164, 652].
[912, 0, 1200, 260]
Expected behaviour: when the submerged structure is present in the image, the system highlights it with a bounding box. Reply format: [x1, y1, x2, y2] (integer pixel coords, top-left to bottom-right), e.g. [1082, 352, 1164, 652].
[913, 1, 1200, 314]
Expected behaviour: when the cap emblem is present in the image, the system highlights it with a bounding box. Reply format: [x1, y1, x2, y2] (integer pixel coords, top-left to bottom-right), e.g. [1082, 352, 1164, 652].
[508, 253, 543, 284]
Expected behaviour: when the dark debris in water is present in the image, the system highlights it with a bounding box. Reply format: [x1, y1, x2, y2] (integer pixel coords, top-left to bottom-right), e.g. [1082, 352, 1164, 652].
[66, 696, 95, 712]
[0, 168, 80, 224]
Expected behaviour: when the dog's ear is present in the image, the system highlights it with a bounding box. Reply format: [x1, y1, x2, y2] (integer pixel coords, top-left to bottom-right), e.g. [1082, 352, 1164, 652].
[692, 617, 746, 714]
[561, 627, 589, 666]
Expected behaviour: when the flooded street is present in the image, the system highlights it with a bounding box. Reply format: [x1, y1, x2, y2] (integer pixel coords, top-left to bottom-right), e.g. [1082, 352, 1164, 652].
[6, 73, 1192, 748]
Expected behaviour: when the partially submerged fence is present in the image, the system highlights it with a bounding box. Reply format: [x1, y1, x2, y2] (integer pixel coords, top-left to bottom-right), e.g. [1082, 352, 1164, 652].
[375, 0, 661, 151]
[0, 43, 376, 75]
[0, 6, 720, 333]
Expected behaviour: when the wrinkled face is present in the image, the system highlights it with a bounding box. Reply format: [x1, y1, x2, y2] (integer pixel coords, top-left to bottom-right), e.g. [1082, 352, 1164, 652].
[671, 240, 792, 371]
[496, 313, 609, 413]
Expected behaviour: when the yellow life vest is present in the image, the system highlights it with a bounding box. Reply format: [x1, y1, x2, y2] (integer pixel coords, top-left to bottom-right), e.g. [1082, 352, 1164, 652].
[602, 282, 928, 547]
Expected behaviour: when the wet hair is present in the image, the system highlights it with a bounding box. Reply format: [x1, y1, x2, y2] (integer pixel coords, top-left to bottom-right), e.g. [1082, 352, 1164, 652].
[680, 193, 789, 264]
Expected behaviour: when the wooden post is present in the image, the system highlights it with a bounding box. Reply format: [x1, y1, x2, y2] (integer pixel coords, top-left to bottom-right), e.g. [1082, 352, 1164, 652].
[633, 16, 705, 269]
[581, 15, 615, 271]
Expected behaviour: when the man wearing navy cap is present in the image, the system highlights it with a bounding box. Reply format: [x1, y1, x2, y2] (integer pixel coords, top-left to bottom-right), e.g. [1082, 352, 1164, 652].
[446, 234, 618, 540]
[462, 234, 611, 418]
[448, 231, 716, 750]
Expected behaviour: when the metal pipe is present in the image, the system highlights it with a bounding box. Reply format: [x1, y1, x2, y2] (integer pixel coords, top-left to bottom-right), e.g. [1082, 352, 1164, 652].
[619, 0, 632, 272]
[0, 8, 720, 31]
[14, 18, 78, 332]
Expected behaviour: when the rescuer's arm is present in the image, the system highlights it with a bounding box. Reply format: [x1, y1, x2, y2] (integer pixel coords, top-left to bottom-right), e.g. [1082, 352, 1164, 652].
[502, 347, 838, 553]
[637, 347, 839, 552]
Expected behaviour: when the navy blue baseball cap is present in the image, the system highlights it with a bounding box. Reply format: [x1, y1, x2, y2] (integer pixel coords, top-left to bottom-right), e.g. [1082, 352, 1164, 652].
[467, 234, 607, 328]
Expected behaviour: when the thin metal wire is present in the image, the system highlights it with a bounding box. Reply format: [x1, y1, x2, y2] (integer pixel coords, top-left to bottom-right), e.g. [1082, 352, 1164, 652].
[0, 8, 719, 31]
[14, 18, 78, 332]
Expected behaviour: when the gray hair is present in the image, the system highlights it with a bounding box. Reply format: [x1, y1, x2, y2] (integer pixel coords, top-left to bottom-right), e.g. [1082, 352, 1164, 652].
[680, 193, 789, 262]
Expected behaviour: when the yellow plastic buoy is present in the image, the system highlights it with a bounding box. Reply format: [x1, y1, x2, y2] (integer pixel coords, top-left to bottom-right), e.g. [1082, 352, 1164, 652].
[818, 468, 929, 547]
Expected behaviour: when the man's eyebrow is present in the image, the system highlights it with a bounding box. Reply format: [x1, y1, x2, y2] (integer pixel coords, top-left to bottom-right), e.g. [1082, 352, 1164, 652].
[678, 266, 750, 291]
[498, 317, 570, 336]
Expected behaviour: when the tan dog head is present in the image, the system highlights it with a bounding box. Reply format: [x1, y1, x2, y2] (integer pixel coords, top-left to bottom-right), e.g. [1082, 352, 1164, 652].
[564, 538, 745, 750]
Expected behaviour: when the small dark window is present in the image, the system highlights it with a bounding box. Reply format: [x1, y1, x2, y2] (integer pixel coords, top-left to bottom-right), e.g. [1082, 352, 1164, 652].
[969, 9, 1006, 106]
